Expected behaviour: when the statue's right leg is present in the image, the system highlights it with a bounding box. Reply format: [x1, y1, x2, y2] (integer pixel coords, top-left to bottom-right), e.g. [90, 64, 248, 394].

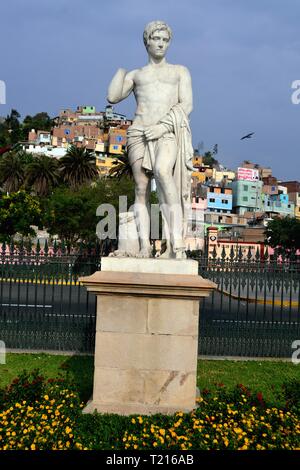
[131, 158, 152, 257]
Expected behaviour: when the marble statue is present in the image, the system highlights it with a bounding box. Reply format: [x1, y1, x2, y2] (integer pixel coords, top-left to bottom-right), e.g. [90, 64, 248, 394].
[107, 20, 193, 259]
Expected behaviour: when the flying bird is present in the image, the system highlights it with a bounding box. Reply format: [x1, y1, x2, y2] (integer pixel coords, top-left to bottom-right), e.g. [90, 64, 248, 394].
[241, 132, 255, 140]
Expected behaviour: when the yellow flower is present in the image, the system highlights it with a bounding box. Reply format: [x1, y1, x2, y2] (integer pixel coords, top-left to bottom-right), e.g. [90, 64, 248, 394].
[233, 428, 243, 435]
[131, 418, 136, 424]
[31, 444, 36, 450]
[159, 429, 165, 436]
[44, 395, 49, 401]
[65, 426, 72, 434]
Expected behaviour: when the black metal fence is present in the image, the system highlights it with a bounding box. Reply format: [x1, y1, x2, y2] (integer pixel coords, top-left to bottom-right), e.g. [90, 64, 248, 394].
[0, 241, 99, 352]
[197, 252, 300, 357]
[0, 242, 299, 357]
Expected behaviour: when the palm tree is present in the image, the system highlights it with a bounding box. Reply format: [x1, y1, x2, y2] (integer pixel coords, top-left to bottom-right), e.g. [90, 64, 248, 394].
[25, 154, 60, 196]
[109, 153, 132, 180]
[59, 145, 98, 189]
[0, 151, 25, 193]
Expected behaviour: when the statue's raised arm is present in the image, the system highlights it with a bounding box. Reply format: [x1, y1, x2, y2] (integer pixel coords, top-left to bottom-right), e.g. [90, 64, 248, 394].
[107, 68, 135, 104]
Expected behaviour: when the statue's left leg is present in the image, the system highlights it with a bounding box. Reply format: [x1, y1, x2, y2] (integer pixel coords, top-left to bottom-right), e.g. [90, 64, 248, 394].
[153, 138, 186, 257]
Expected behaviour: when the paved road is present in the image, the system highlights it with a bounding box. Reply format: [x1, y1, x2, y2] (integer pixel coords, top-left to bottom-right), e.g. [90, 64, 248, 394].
[0, 281, 96, 322]
[1, 280, 299, 356]
[0, 281, 299, 325]
[200, 290, 299, 323]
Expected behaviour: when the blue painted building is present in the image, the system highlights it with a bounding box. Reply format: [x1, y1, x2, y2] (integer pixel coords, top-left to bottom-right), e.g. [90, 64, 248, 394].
[207, 186, 233, 213]
[231, 180, 263, 215]
[261, 193, 295, 217]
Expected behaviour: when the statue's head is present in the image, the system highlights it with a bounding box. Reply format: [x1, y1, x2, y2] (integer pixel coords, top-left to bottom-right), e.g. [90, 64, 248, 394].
[143, 21, 172, 58]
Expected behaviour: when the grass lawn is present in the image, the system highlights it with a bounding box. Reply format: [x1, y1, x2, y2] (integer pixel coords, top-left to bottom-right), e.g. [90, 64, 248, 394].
[1, 353, 299, 406]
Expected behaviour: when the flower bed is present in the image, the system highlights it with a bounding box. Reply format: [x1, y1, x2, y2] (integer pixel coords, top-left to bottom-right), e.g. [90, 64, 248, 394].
[0, 371, 299, 450]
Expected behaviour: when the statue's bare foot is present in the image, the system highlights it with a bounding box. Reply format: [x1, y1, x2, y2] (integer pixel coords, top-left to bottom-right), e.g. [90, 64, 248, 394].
[175, 250, 187, 260]
[137, 247, 152, 258]
[108, 250, 127, 257]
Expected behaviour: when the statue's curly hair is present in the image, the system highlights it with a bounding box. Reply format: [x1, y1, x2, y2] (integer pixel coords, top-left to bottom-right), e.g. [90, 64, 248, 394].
[143, 21, 172, 48]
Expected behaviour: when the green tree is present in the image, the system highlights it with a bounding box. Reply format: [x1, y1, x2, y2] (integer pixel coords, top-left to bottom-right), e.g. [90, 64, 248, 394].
[265, 217, 300, 257]
[0, 151, 26, 193]
[0, 191, 41, 242]
[5, 109, 22, 144]
[21, 112, 53, 140]
[59, 145, 98, 189]
[44, 178, 135, 246]
[109, 153, 133, 180]
[25, 154, 60, 196]
[202, 151, 218, 167]
[0, 109, 22, 145]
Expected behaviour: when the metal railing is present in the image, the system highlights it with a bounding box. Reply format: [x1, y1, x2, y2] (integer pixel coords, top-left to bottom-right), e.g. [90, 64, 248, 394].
[194, 250, 300, 357]
[0, 241, 100, 352]
[0, 241, 299, 357]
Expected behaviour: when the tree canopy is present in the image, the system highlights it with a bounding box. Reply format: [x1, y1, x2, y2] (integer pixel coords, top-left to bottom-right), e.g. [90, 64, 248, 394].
[202, 151, 219, 167]
[0, 191, 41, 242]
[265, 217, 300, 257]
[43, 178, 135, 245]
[59, 145, 98, 189]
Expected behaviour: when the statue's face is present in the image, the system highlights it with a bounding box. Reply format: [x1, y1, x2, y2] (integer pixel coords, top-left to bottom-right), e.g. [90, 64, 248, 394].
[147, 29, 170, 59]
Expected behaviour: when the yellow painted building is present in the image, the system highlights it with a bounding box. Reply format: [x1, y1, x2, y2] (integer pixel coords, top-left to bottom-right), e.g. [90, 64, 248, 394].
[192, 171, 206, 183]
[109, 144, 123, 154]
[212, 168, 236, 183]
[96, 156, 118, 175]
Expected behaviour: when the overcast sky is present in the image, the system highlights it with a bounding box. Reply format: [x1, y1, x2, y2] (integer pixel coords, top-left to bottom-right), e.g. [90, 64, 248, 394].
[1, 0, 299, 180]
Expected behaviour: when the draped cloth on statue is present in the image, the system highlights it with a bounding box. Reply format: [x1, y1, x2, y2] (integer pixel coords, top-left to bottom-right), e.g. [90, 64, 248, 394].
[127, 104, 193, 241]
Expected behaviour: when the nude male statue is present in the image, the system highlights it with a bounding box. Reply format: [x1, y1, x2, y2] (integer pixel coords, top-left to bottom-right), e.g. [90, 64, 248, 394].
[107, 20, 194, 259]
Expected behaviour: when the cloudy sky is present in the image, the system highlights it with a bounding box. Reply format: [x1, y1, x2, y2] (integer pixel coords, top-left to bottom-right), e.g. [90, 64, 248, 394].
[1, 0, 299, 179]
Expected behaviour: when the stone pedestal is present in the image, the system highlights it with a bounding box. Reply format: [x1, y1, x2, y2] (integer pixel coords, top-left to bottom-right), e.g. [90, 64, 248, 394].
[80, 258, 216, 415]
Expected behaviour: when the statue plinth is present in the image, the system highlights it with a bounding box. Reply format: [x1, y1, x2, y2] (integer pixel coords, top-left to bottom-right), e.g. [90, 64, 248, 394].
[80, 258, 216, 415]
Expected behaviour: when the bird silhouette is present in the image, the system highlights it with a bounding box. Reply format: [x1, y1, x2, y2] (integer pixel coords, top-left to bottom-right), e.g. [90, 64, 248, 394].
[241, 132, 255, 140]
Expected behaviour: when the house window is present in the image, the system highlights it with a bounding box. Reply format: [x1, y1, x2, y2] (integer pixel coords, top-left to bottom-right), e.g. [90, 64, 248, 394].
[243, 185, 248, 191]
[222, 199, 228, 204]
[209, 198, 215, 203]
[242, 196, 248, 201]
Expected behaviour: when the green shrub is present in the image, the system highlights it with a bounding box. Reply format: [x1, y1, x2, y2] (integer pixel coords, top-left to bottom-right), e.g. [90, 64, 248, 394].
[0, 372, 300, 450]
[281, 379, 300, 413]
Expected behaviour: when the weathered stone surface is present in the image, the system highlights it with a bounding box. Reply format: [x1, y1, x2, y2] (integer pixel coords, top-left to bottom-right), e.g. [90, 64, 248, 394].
[147, 298, 198, 335]
[94, 332, 198, 372]
[101, 257, 198, 275]
[97, 295, 147, 333]
[92, 367, 144, 404]
[143, 370, 196, 408]
[83, 401, 194, 416]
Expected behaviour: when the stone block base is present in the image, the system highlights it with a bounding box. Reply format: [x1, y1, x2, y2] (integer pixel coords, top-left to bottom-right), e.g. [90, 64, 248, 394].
[80, 258, 215, 416]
